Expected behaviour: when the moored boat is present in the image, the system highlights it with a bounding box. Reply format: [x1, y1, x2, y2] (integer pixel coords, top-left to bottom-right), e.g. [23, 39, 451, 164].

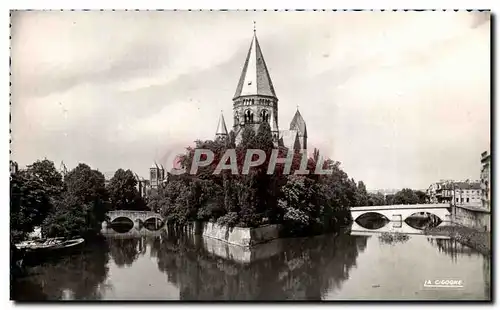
[15, 237, 85, 264]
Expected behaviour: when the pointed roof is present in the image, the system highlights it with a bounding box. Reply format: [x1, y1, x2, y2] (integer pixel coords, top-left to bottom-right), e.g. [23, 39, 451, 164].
[216, 112, 228, 136]
[233, 32, 277, 100]
[290, 109, 307, 138]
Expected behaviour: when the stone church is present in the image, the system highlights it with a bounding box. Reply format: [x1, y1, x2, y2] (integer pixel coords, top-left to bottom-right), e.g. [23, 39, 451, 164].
[149, 30, 308, 191]
[215, 30, 308, 151]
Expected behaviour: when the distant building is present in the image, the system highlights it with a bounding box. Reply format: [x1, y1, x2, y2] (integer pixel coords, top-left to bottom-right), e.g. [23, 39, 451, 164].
[59, 161, 68, 177]
[427, 180, 481, 206]
[149, 162, 166, 190]
[480, 150, 490, 211]
[10, 160, 18, 174]
[134, 173, 148, 198]
[367, 188, 399, 197]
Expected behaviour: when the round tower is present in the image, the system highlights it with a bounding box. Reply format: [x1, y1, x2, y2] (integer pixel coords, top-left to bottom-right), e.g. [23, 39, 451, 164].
[232, 29, 279, 142]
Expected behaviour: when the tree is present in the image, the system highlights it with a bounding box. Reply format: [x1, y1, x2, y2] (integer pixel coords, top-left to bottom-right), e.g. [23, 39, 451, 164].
[355, 181, 369, 206]
[278, 175, 317, 234]
[10, 159, 63, 241]
[107, 169, 144, 211]
[64, 164, 108, 205]
[385, 194, 395, 205]
[25, 159, 64, 196]
[42, 194, 93, 238]
[43, 163, 110, 238]
[10, 172, 52, 242]
[393, 188, 419, 205]
[368, 192, 386, 206]
[415, 190, 428, 204]
[240, 126, 257, 148]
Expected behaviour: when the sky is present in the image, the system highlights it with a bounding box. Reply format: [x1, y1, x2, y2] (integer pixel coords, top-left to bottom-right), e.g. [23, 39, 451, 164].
[10, 10, 490, 190]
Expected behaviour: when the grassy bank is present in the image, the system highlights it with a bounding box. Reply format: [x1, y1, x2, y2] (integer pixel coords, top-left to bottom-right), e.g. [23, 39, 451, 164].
[424, 225, 490, 256]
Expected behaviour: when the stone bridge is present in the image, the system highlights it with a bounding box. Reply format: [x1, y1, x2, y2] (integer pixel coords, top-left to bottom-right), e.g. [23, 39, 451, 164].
[103, 210, 165, 229]
[351, 204, 452, 222]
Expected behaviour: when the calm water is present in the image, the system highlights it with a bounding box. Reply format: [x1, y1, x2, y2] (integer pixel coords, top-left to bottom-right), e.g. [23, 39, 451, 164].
[12, 221, 491, 301]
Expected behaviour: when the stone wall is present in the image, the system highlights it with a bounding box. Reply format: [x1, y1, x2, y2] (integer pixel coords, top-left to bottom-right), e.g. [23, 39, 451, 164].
[202, 236, 285, 264]
[193, 222, 283, 247]
[453, 206, 490, 232]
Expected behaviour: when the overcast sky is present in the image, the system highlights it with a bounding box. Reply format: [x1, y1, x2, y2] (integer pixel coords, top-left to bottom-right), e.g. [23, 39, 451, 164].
[10, 11, 490, 189]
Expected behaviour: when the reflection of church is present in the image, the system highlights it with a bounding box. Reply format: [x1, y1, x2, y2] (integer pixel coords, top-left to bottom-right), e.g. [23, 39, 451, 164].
[215, 29, 308, 151]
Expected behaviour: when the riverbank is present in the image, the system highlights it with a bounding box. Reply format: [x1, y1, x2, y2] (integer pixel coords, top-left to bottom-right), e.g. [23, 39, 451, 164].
[424, 225, 490, 256]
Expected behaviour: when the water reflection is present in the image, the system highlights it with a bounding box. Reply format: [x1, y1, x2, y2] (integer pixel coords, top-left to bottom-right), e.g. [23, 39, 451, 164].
[353, 216, 445, 236]
[405, 214, 441, 230]
[12, 240, 110, 301]
[427, 238, 479, 262]
[149, 228, 367, 300]
[355, 213, 389, 230]
[11, 225, 490, 301]
[378, 232, 410, 245]
[108, 237, 147, 267]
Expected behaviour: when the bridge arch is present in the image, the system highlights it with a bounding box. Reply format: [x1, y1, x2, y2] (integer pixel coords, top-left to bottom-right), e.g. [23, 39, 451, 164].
[110, 216, 134, 225]
[105, 210, 165, 230]
[353, 211, 389, 222]
[351, 204, 451, 223]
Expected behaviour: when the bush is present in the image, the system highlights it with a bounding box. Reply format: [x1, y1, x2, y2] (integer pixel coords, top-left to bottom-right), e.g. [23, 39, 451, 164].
[216, 212, 240, 227]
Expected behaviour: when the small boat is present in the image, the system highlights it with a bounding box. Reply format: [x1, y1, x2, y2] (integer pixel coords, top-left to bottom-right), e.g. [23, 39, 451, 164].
[16, 237, 85, 255]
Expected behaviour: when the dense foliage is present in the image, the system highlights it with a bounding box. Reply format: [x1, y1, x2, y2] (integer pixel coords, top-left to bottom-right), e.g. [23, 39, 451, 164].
[10, 160, 145, 241]
[10, 160, 63, 242]
[107, 169, 146, 211]
[149, 123, 364, 236]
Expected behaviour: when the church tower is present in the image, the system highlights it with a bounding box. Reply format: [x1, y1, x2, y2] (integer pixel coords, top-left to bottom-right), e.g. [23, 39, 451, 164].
[232, 28, 279, 143]
[290, 109, 308, 150]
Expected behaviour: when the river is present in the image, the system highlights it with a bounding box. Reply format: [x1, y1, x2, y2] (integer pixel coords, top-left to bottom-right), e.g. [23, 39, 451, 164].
[12, 219, 491, 301]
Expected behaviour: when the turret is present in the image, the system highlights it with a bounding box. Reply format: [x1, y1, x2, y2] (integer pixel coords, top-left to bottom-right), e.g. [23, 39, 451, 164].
[215, 111, 228, 139]
[290, 109, 307, 150]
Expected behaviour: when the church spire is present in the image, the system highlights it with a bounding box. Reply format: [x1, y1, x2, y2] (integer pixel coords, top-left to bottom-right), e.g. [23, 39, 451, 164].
[290, 109, 307, 138]
[215, 111, 228, 138]
[233, 30, 277, 100]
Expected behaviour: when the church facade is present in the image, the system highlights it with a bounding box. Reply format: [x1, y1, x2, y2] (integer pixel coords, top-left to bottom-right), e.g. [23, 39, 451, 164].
[215, 30, 308, 151]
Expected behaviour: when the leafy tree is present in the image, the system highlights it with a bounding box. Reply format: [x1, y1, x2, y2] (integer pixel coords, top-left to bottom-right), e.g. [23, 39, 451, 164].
[393, 188, 419, 205]
[355, 181, 369, 206]
[368, 192, 386, 206]
[10, 159, 63, 241]
[278, 175, 317, 234]
[42, 163, 110, 238]
[240, 126, 257, 149]
[25, 159, 64, 196]
[385, 194, 395, 205]
[10, 172, 51, 242]
[415, 190, 428, 204]
[42, 193, 92, 238]
[147, 191, 162, 213]
[64, 164, 108, 205]
[107, 169, 145, 211]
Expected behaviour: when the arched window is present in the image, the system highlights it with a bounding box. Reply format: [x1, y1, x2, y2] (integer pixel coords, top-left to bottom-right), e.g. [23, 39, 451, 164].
[234, 112, 239, 124]
[260, 110, 269, 123]
[244, 110, 254, 123]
